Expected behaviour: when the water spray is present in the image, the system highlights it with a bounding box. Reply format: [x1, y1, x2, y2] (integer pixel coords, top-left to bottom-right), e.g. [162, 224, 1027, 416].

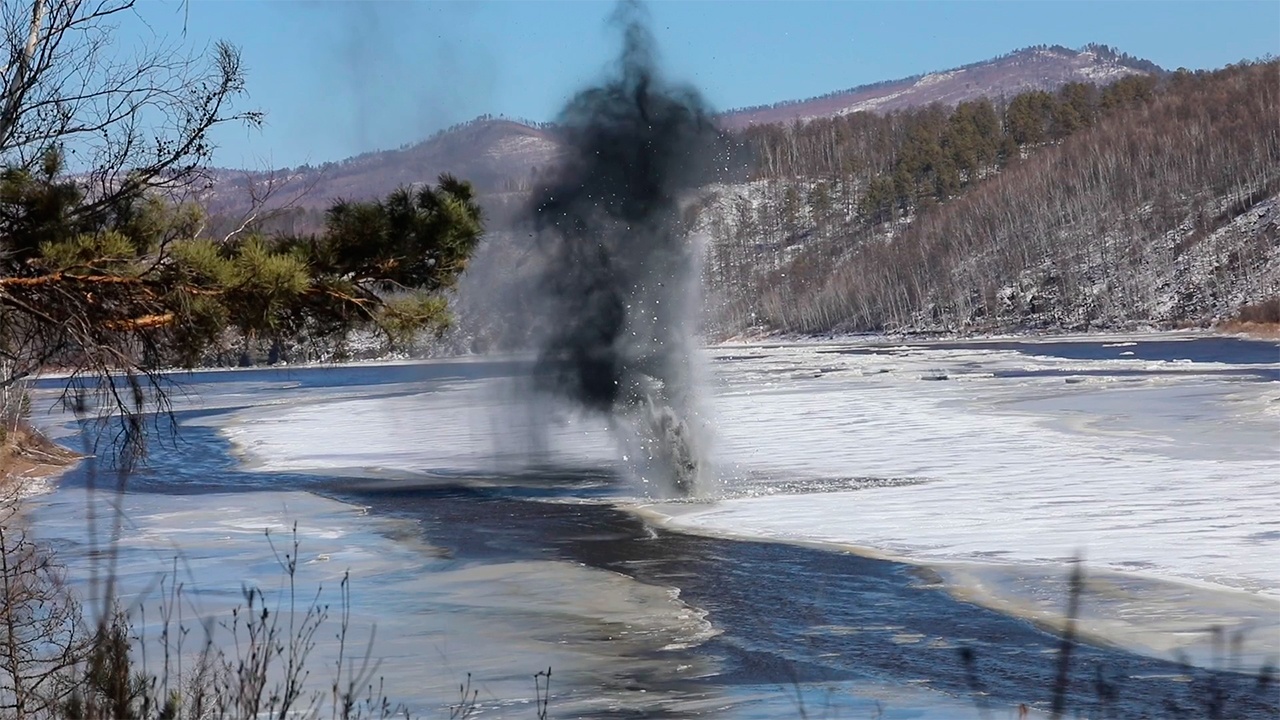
[527, 2, 740, 496]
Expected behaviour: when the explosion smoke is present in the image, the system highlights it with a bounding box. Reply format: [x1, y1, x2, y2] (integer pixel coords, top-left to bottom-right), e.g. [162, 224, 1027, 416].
[528, 3, 739, 496]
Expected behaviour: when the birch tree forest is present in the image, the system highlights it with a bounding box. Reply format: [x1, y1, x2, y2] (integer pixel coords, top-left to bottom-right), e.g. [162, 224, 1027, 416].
[695, 60, 1279, 335]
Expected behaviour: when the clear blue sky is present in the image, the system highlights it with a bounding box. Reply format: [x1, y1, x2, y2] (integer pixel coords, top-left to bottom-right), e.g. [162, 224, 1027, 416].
[122, 0, 1280, 169]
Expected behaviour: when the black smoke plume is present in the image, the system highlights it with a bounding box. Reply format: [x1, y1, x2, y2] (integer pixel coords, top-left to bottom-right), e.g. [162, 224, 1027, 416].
[528, 3, 742, 495]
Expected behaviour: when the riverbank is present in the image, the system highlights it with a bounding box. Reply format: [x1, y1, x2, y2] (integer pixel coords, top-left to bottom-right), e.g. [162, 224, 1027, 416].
[0, 422, 79, 501]
[27, 325, 1274, 383]
[1215, 320, 1280, 340]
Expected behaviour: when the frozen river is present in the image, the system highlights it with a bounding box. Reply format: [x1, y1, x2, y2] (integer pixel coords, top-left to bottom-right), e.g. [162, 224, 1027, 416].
[24, 333, 1280, 718]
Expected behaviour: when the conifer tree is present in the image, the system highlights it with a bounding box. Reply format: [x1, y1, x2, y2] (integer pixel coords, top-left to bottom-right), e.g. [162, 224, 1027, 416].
[0, 1, 484, 448]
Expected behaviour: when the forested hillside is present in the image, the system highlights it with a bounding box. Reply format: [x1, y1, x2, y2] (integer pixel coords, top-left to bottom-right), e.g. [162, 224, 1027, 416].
[695, 61, 1279, 336]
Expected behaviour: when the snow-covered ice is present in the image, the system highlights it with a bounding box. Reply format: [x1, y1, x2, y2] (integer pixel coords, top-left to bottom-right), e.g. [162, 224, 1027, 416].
[217, 335, 1280, 669]
[674, 343, 1279, 598]
[655, 339, 1280, 667]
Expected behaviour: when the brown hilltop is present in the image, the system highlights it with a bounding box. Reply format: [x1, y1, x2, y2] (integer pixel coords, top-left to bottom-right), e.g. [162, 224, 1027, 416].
[201, 118, 563, 218]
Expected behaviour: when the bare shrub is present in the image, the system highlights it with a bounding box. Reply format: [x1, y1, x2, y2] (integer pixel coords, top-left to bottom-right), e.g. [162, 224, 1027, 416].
[0, 518, 88, 718]
[0, 520, 418, 720]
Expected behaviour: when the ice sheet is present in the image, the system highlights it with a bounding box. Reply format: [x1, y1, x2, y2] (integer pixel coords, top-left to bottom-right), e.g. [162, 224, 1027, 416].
[18, 488, 722, 716]
[672, 344, 1280, 596]
[658, 342, 1280, 668]
[221, 379, 620, 476]
[220, 342, 1280, 601]
[215, 338, 1280, 671]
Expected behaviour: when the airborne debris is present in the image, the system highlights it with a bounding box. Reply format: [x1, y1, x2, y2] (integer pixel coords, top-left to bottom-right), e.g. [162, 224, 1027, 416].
[527, 1, 743, 496]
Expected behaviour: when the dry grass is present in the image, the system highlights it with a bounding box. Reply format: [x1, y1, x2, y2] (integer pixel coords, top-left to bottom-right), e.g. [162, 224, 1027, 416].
[1215, 297, 1280, 339]
[0, 423, 80, 499]
[1215, 321, 1280, 340]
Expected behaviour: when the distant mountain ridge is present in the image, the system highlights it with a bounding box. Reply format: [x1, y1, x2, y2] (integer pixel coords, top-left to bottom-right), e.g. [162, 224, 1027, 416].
[202, 43, 1162, 215]
[718, 44, 1160, 128]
